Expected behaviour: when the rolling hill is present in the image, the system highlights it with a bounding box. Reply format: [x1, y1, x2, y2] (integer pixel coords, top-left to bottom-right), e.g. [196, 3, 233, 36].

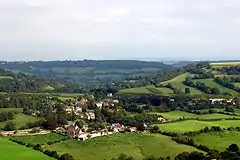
[0, 60, 173, 84]
[118, 61, 240, 96]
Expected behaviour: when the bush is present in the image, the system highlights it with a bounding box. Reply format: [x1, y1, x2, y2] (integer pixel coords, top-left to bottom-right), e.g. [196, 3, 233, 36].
[3, 122, 16, 131]
[58, 153, 75, 160]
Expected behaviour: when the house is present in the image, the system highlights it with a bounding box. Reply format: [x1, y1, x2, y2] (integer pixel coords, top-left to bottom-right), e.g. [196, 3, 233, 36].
[78, 98, 88, 106]
[78, 133, 89, 141]
[66, 125, 81, 137]
[96, 102, 103, 108]
[74, 107, 82, 115]
[102, 99, 119, 107]
[157, 116, 168, 123]
[85, 113, 95, 120]
[126, 127, 137, 133]
[66, 106, 82, 115]
[107, 93, 113, 97]
[109, 123, 125, 132]
[66, 106, 73, 114]
[210, 98, 225, 104]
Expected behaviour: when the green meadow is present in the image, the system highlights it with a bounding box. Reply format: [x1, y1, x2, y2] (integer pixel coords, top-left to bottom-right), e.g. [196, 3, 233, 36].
[156, 120, 240, 133]
[193, 131, 240, 151]
[44, 133, 201, 160]
[0, 138, 52, 160]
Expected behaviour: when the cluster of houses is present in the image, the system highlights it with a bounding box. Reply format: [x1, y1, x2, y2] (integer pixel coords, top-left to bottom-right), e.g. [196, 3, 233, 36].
[209, 98, 234, 104]
[65, 96, 119, 121]
[63, 123, 137, 141]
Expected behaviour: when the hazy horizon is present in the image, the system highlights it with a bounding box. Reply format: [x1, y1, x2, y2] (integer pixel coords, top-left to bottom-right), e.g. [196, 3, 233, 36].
[1, 0, 240, 61]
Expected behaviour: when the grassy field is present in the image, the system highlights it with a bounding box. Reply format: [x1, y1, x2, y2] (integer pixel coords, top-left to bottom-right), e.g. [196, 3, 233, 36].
[193, 131, 240, 151]
[235, 83, 240, 88]
[156, 120, 240, 133]
[160, 73, 203, 95]
[211, 62, 240, 68]
[12, 133, 67, 145]
[0, 108, 23, 113]
[0, 114, 42, 129]
[118, 86, 174, 95]
[155, 111, 239, 120]
[148, 87, 174, 94]
[193, 78, 239, 95]
[44, 133, 201, 160]
[118, 87, 152, 95]
[0, 138, 52, 160]
[0, 76, 13, 80]
[41, 85, 55, 91]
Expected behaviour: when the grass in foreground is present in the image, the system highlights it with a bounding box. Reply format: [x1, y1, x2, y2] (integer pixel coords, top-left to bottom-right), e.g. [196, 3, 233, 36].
[0, 138, 52, 160]
[12, 133, 66, 145]
[156, 120, 240, 133]
[44, 133, 201, 160]
[0, 114, 42, 129]
[193, 131, 240, 151]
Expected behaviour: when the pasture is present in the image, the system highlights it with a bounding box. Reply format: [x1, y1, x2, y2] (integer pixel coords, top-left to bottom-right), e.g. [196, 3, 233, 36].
[44, 133, 201, 160]
[12, 133, 67, 145]
[0, 76, 13, 80]
[156, 120, 240, 133]
[0, 114, 42, 129]
[235, 83, 240, 88]
[193, 131, 240, 151]
[0, 138, 52, 160]
[160, 73, 203, 95]
[156, 111, 239, 120]
[211, 62, 240, 68]
[118, 87, 152, 95]
[0, 108, 23, 113]
[193, 78, 239, 95]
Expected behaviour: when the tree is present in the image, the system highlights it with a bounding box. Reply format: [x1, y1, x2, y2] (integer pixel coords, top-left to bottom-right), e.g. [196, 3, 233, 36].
[211, 87, 220, 95]
[58, 153, 74, 160]
[75, 120, 85, 129]
[112, 154, 135, 160]
[225, 106, 234, 113]
[228, 144, 239, 152]
[3, 122, 16, 131]
[150, 126, 159, 133]
[185, 88, 191, 94]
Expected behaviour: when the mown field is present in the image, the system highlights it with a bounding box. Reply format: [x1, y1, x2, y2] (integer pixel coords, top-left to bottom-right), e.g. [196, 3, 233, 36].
[193, 131, 240, 151]
[118, 73, 205, 95]
[156, 120, 240, 133]
[0, 138, 52, 160]
[235, 83, 240, 88]
[160, 73, 203, 95]
[156, 111, 239, 120]
[0, 114, 42, 129]
[118, 87, 152, 95]
[44, 133, 201, 160]
[0, 76, 13, 80]
[12, 133, 66, 145]
[211, 62, 240, 68]
[193, 78, 239, 96]
[118, 86, 174, 95]
[0, 108, 23, 113]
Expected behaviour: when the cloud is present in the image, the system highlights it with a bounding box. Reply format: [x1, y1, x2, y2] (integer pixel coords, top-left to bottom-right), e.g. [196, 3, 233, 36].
[0, 0, 240, 61]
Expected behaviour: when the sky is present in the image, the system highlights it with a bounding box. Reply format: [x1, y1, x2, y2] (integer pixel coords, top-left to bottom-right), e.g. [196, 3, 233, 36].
[0, 0, 240, 61]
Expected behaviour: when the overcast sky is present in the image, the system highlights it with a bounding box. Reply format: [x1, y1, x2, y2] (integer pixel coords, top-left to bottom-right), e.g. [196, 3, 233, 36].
[0, 0, 240, 61]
